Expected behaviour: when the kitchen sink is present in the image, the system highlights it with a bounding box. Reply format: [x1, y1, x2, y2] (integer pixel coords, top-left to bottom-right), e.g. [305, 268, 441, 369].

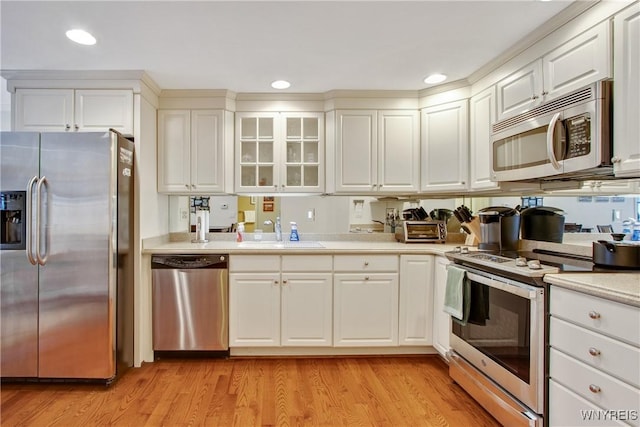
[237, 241, 325, 249]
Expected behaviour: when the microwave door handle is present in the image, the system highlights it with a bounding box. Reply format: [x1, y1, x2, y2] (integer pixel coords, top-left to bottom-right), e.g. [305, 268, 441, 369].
[25, 176, 38, 265]
[546, 112, 563, 170]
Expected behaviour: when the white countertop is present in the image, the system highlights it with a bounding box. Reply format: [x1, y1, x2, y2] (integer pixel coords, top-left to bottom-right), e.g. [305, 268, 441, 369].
[544, 273, 640, 307]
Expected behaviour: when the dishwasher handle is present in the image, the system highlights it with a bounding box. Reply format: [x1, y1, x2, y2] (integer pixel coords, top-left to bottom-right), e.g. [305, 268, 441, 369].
[151, 254, 228, 269]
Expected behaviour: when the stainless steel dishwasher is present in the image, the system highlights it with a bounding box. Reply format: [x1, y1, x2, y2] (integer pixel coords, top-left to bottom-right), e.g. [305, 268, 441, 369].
[151, 254, 228, 352]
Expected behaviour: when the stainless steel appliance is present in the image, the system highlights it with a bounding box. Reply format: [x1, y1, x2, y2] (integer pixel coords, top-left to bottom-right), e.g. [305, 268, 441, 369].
[477, 206, 521, 252]
[395, 220, 446, 243]
[151, 254, 229, 352]
[444, 247, 628, 426]
[491, 80, 612, 182]
[1, 191, 26, 250]
[0, 131, 134, 383]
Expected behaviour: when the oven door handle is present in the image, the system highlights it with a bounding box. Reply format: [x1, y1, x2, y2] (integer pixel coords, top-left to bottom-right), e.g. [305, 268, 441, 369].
[465, 270, 539, 300]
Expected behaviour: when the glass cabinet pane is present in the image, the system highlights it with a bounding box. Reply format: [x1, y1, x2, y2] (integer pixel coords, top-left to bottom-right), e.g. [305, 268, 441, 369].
[258, 118, 274, 139]
[241, 141, 256, 163]
[303, 166, 319, 187]
[258, 166, 273, 186]
[258, 141, 274, 163]
[303, 141, 318, 163]
[303, 118, 318, 139]
[287, 141, 302, 163]
[286, 166, 302, 187]
[241, 166, 256, 187]
[241, 117, 257, 139]
[287, 118, 302, 139]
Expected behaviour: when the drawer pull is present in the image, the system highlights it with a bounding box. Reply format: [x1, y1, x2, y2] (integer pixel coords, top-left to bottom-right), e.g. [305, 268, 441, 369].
[364, 276, 369, 281]
[588, 347, 601, 357]
[364, 261, 369, 266]
[588, 384, 601, 394]
[588, 311, 601, 320]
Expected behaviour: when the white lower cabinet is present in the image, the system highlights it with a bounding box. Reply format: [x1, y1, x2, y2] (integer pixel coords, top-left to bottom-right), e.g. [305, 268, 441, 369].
[432, 256, 451, 357]
[333, 255, 399, 347]
[549, 286, 640, 426]
[398, 255, 434, 346]
[229, 255, 332, 347]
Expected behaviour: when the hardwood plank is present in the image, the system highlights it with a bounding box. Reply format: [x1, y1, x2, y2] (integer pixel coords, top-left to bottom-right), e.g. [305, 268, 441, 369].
[1, 356, 500, 426]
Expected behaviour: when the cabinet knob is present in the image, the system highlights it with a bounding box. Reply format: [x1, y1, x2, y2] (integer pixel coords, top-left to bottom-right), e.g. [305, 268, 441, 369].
[588, 347, 601, 357]
[364, 261, 369, 266]
[74, 124, 79, 131]
[588, 384, 601, 394]
[588, 311, 601, 320]
[185, 185, 190, 189]
[542, 91, 548, 96]
[364, 276, 369, 281]
[282, 279, 288, 285]
[611, 156, 621, 163]
[65, 124, 71, 131]
[531, 95, 539, 100]
[274, 280, 279, 285]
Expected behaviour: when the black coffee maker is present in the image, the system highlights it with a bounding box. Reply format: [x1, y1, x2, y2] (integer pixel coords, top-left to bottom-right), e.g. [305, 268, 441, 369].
[477, 206, 520, 252]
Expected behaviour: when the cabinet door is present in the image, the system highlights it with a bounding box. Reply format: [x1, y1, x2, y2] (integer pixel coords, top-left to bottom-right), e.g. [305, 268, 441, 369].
[334, 110, 377, 192]
[613, 2, 640, 178]
[281, 113, 324, 193]
[543, 21, 611, 102]
[420, 100, 469, 192]
[333, 273, 398, 346]
[236, 112, 279, 193]
[399, 255, 434, 346]
[157, 110, 191, 193]
[432, 256, 451, 357]
[377, 110, 420, 193]
[14, 89, 74, 131]
[470, 86, 498, 190]
[74, 89, 133, 134]
[280, 273, 333, 346]
[229, 273, 281, 346]
[496, 60, 543, 121]
[191, 110, 225, 193]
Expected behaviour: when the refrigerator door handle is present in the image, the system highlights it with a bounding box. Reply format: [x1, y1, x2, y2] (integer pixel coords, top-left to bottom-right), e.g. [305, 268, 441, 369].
[36, 176, 49, 266]
[26, 175, 38, 265]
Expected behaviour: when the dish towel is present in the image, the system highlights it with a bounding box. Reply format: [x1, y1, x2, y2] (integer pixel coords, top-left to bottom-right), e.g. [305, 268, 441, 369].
[443, 265, 470, 321]
[243, 210, 256, 224]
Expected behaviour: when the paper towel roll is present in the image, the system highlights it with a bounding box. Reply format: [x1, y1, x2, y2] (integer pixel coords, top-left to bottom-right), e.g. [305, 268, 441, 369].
[194, 210, 209, 242]
[243, 210, 256, 223]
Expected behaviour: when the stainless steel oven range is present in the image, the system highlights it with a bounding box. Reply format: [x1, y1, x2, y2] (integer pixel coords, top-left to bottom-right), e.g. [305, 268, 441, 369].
[444, 249, 566, 427]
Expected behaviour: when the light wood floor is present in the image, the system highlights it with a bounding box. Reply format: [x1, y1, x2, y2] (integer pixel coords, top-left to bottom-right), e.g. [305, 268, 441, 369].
[1, 356, 500, 426]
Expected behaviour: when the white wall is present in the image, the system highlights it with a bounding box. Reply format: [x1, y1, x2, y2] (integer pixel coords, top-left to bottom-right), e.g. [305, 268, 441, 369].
[1, 77, 11, 131]
[280, 195, 350, 234]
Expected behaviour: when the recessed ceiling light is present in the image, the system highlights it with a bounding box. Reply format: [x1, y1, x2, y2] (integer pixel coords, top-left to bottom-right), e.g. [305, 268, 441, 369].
[423, 74, 447, 85]
[271, 80, 291, 90]
[65, 29, 96, 46]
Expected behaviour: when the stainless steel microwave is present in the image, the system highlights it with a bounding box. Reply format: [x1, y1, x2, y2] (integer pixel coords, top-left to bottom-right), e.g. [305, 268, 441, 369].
[395, 220, 446, 243]
[491, 80, 612, 182]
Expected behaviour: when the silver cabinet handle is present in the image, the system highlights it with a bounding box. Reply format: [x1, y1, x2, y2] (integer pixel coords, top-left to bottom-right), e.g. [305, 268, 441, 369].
[588, 311, 601, 320]
[35, 176, 49, 265]
[74, 124, 79, 131]
[364, 261, 369, 266]
[588, 347, 601, 357]
[65, 124, 71, 131]
[588, 384, 601, 393]
[25, 176, 38, 265]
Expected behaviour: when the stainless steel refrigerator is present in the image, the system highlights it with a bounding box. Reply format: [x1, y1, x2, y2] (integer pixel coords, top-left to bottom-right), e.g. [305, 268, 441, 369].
[0, 130, 134, 383]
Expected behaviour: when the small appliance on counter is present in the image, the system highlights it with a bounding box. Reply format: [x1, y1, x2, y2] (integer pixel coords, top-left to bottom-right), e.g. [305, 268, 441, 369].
[593, 239, 640, 268]
[477, 206, 520, 252]
[395, 220, 446, 243]
[520, 206, 565, 243]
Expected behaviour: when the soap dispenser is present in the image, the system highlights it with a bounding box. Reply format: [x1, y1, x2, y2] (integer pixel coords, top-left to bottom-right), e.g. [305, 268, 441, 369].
[289, 222, 299, 241]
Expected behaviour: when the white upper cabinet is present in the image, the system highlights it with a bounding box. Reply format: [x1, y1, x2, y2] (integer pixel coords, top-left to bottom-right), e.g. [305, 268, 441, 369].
[235, 112, 324, 193]
[613, 2, 640, 178]
[497, 20, 611, 121]
[420, 100, 469, 192]
[469, 86, 498, 190]
[334, 110, 420, 193]
[15, 88, 133, 134]
[157, 109, 227, 194]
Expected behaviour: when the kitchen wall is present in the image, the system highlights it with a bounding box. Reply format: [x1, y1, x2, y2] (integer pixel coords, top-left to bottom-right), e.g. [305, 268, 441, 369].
[1, 77, 10, 131]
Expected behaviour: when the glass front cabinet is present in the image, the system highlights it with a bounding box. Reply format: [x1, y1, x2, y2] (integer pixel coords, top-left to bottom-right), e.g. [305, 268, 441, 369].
[235, 112, 324, 193]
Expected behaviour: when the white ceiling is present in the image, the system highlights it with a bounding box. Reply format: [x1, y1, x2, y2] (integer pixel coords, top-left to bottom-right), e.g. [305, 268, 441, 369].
[1, 1, 577, 93]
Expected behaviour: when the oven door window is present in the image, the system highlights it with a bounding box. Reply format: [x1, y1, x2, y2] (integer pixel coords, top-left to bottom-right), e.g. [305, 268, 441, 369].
[452, 280, 531, 383]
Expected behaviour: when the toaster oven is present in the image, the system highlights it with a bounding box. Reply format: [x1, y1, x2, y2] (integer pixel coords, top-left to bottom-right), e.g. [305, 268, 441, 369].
[395, 220, 446, 243]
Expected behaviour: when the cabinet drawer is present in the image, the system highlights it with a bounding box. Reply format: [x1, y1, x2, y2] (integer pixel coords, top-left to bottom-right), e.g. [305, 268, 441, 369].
[550, 286, 640, 346]
[333, 255, 398, 272]
[550, 348, 640, 424]
[281, 255, 332, 271]
[230, 255, 280, 272]
[550, 317, 640, 388]
[549, 380, 627, 427]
